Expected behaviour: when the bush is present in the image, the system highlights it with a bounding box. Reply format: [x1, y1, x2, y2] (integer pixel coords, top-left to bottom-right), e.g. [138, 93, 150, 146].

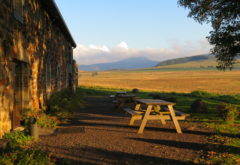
[132, 88, 139, 93]
[190, 99, 208, 113]
[47, 89, 85, 119]
[3, 131, 33, 147]
[217, 103, 239, 122]
[21, 109, 59, 129]
[1, 132, 56, 165]
[36, 114, 59, 128]
[0, 149, 55, 165]
[21, 108, 40, 125]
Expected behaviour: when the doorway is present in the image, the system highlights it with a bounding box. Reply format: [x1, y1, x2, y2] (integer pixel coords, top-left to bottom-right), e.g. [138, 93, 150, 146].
[13, 60, 29, 129]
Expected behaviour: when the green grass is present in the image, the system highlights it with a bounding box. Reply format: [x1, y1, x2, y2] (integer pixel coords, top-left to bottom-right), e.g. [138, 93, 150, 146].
[78, 86, 240, 117]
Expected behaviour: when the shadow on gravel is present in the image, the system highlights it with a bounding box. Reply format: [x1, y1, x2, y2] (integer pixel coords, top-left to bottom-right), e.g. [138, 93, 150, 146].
[46, 145, 202, 165]
[61, 118, 217, 136]
[63, 116, 239, 139]
[129, 138, 240, 155]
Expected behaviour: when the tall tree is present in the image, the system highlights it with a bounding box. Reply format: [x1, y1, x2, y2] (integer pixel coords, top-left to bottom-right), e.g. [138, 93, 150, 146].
[178, 0, 240, 70]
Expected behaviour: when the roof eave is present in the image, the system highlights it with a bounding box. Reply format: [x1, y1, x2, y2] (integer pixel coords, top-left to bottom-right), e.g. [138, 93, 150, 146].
[41, 0, 77, 48]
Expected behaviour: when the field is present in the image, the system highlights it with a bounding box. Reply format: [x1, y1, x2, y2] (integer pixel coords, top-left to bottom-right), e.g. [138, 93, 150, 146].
[79, 69, 240, 95]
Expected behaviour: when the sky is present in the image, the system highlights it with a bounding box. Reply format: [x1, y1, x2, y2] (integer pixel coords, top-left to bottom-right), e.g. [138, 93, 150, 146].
[55, 0, 213, 65]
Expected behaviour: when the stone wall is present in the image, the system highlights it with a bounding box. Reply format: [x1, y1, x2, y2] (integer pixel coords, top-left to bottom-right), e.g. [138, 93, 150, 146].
[0, 0, 76, 138]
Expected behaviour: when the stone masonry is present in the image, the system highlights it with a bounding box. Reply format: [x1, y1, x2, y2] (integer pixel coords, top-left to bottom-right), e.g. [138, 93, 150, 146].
[0, 0, 77, 138]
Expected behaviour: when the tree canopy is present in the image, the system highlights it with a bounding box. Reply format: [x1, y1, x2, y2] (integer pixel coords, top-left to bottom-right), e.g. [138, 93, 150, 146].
[178, 0, 240, 70]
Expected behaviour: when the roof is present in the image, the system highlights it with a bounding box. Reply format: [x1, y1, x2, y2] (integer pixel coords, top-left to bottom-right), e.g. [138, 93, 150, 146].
[41, 0, 76, 48]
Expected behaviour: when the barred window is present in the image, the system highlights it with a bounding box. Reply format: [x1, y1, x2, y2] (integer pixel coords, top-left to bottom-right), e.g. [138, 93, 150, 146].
[14, 0, 24, 23]
[46, 60, 51, 88]
[0, 64, 3, 81]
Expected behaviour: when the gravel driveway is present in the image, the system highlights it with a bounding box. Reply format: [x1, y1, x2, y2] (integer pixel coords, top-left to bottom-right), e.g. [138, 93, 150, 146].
[37, 96, 212, 165]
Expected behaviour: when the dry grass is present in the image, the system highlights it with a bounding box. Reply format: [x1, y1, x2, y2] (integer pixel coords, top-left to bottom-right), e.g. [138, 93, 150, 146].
[78, 70, 240, 94]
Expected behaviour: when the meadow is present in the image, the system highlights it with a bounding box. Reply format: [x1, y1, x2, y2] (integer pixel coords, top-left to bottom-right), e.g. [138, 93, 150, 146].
[78, 69, 240, 95]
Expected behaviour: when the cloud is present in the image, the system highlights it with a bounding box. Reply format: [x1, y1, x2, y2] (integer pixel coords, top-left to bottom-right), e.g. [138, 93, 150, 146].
[89, 45, 110, 52]
[117, 41, 129, 50]
[73, 40, 212, 65]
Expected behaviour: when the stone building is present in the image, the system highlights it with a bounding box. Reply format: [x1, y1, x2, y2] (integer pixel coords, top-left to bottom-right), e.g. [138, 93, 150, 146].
[0, 0, 77, 138]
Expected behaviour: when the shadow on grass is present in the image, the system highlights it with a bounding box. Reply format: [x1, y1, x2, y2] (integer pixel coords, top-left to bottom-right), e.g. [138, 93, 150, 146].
[129, 138, 240, 155]
[44, 145, 201, 165]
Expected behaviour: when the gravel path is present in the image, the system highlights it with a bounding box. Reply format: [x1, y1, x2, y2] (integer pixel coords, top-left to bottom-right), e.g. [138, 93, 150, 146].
[37, 96, 213, 165]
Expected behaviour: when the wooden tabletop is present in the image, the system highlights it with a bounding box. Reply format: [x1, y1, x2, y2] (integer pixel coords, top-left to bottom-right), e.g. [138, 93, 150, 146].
[136, 99, 175, 106]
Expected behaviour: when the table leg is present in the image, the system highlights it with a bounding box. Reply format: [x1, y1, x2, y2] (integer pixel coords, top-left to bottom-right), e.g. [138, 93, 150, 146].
[116, 98, 124, 110]
[168, 105, 182, 133]
[138, 105, 152, 134]
[134, 104, 141, 111]
[154, 105, 166, 125]
[129, 104, 142, 125]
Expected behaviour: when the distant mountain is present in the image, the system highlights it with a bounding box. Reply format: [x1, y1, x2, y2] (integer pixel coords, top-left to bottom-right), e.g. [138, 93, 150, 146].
[78, 57, 159, 71]
[156, 54, 214, 67]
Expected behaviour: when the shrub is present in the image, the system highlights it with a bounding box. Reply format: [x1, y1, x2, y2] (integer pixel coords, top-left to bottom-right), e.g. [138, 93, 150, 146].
[36, 114, 59, 128]
[1, 132, 56, 165]
[0, 149, 55, 165]
[132, 88, 139, 93]
[47, 89, 85, 119]
[21, 108, 40, 125]
[190, 99, 208, 113]
[217, 103, 239, 122]
[3, 131, 33, 147]
[21, 109, 59, 129]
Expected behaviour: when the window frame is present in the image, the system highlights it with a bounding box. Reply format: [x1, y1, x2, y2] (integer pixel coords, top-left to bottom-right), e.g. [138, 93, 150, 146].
[13, 0, 24, 23]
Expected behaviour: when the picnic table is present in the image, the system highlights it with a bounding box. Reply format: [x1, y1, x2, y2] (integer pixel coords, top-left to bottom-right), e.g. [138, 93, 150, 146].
[124, 99, 184, 134]
[116, 91, 127, 95]
[115, 94, 136, 110]
[109, 91, 127, 100]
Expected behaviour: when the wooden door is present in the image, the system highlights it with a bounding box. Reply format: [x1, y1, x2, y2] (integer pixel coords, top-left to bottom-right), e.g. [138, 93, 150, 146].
[13, 61, 29, 129]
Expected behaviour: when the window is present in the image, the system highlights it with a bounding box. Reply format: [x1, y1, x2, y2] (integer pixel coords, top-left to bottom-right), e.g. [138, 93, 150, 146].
[46, 62, 51, 87]
[45, 58, 51, 87]
[56, 63, 61, 89]
[68, 46, 73, 64]
[14, 0, 24, 23]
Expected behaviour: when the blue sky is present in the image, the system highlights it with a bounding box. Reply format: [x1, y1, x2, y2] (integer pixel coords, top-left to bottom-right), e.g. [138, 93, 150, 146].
[55, 0, 212, 65]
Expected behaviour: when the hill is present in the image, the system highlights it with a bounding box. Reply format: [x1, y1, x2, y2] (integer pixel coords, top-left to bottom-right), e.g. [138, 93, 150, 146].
[156, 54, 213, 67]
[78, 57, 159, 71]
[155, 54, 240, 69]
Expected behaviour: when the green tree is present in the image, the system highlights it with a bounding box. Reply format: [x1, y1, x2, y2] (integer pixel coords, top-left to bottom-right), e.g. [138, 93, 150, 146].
[178, 0, 240, 70]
